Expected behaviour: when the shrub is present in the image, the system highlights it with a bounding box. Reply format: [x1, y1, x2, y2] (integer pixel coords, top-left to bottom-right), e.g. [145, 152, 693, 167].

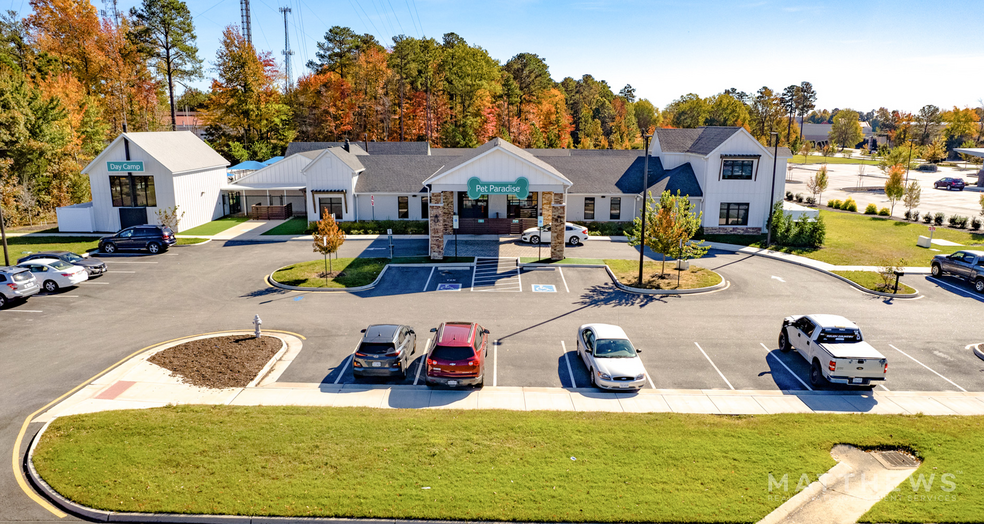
[843, 198, 857, 212]
[878, 207, 890, 216]
[972, 217, 982, 230]
[917, 163, 938, 172]
[911, 211, 920, 222]
[335, 220, 429, 235]
[795, 193, 804, 203]
[948, 215, 960, 227]
[934, 212, 945, 226]
[573, 221, 630, 236]
[922, 213, 933, 224]
[785, 191, 794, 201]
[805, 196, 816, 205]
[904, 210, 912, 220]
[827, 200, 837, 208]
[767, 202, 825, 248]
[864, 203, 878, 215]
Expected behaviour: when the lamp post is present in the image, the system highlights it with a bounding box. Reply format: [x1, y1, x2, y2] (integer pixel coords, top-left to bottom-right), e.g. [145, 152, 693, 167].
[638, 133, 652, 286]
[0, 185, 8, 266]
[904, 140, 913, 184]
[766, 132, 779, 247]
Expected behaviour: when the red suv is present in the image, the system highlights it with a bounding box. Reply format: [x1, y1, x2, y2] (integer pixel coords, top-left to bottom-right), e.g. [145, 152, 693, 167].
[425, 322, 489, 388]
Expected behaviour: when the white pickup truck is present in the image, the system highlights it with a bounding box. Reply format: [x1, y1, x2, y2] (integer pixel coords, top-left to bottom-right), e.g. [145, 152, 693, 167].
[778, 314, 887, 387]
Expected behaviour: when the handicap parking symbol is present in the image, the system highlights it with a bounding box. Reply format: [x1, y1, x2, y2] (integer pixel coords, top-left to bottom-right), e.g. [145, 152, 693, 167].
[532, 284, 556, 292]
[437, 283, 462, 291]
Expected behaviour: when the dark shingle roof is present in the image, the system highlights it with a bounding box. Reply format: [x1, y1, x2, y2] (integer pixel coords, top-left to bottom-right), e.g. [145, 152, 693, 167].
[354, 156, 447, 193]
[286, 141, 428, 156]
[538, 155, 702, 197]
[656, 127, 742, 155]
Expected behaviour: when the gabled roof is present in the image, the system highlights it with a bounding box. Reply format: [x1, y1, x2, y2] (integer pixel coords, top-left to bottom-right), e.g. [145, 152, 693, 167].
[286, 141, 427, 156]
[302, 147, 365, 174]
[655, 127, 742, 155]
[354, 156, 447, 193]
[83, 131, 229, 175]
[536, 154, 700, 197]
[425, 137, 572, 186]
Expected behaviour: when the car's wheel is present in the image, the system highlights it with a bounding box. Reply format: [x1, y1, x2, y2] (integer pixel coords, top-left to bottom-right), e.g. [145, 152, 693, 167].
[147, 242, 162, 254]
[0, 294, 7, 309]
[931, 263, 942, 277]
[589, 367, 596, 387]
[959, 187, 964, 191]
[101, 242, 116, 254]
[43, 280, 58, 293]
[530, 235, 540, 244]
[975, 278, 984, 293]
[568, 236, 581, 246]
[810, 360, 825, 387]
[778, 330, 791, 352]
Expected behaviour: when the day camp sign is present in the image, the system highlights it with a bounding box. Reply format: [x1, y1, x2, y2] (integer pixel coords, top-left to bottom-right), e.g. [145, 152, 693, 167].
[107, 161, 145, 173]
[466, 176, 529, 200]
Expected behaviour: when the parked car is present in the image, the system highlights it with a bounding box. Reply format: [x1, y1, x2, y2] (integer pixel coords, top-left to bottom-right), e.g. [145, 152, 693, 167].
[352, 324, 417, 379]
[16, 258, 88, 292]
[0, 266, 40, 308]
[934, 177, 965, 191]
[425, 322, 489, 388]
[931, 250, 984, 292]
[778, 314, 887, 387]
[17, 251, 107, 277]
[521, 222, 589, 245]
[99, 225, 176, 254]
[576, 323, 647, 390]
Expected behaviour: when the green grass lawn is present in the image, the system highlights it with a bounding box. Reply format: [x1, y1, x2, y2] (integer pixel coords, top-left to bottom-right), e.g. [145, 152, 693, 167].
[831, 270, 917, 295]
[4, 236, 101, 260]
[792, 154, 880, 165]
[605, 259, 722, 289]
[179, 217, 249, 236]
[32, 407, 984, 522]
[262, 217, 309, 236]
[273, 256, 474, 288]
[175, 238, 208, 245]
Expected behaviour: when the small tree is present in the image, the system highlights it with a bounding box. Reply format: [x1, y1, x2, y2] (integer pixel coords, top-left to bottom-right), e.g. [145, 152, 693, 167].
[877, 257, 906, 292]
[924, 135, 947, 164]
[857, 162, 868, 188]
[155, 205, 185, 231]
[312, 209, 345, 282]
[885, 165, 905, 216]
[903, 180, 921, 216]
[806, 165, 829, 206]
[627, 190, 704, 281]
[799, 140, 813, 162]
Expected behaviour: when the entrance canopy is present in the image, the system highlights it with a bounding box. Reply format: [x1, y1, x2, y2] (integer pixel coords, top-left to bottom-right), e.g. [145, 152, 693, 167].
[424, 138, 572, 195]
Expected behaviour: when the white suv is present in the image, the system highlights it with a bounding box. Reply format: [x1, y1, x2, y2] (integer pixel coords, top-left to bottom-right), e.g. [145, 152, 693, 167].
[522, 222, 589, 245]
[0, 266, 40, 308]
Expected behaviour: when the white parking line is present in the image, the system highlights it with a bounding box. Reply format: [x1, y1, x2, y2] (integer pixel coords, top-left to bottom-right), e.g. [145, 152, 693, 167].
[413, 337, 430, 386]
[561, 341, 576, 388]
[694, 342, 734, 390]
[558, 267, 570, 293]
[81, 281, 109, 285]
[888, 344, 967, 392]
[640, 359, 656, 390]
[493, 339, 499, 387]
[880, 384, 890, 391]
[109, 270, 136, 274]
[2, 310, 42, 313]
[333, 340, 361, 385]
[423, 267, 435, 291]
[927, 277, 984, 301]
[759, 343, 812, 391]
[104, 261, 158, 264]
[36, 295, 78, 298]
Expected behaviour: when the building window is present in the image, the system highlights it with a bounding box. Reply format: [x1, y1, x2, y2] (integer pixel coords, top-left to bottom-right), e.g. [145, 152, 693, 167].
[584, 197, 595, 220]
[609, 197, 621, 220]
[110, 176, 156, 207]
[421, 196, 428, 219]
[721, 159, 754, 180]
[457, 193, 488, 219]
[507, 192, 538, 219]
[398, 196, 409, 219]
[318, 197, 343, 220]
[719, 203, 750, 226]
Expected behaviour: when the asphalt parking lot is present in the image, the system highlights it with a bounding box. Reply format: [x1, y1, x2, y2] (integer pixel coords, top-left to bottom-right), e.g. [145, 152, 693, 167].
[2, 237, 984, 521]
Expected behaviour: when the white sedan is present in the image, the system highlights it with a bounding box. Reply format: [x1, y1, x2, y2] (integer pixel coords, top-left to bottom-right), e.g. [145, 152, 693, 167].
[17, 258, 88, 292]
[521, 222, 589, 245]
[576, 324, 648, 390]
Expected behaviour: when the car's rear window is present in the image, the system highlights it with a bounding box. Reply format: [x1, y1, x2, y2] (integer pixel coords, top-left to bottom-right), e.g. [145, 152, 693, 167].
[431, 345, 475, 361]
[49, 260, 72, 270]
[12, 271, 31, 282]
[817, 328, 861, 343]
[358, 343, 394, 355]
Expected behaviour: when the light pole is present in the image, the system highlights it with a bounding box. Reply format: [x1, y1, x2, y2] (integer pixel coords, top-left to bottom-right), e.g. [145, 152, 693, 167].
[904, 140, 913, 184]
[766, 131, 779, 247]
[638, 134, 652, 286]
[0, 186, 8, 266]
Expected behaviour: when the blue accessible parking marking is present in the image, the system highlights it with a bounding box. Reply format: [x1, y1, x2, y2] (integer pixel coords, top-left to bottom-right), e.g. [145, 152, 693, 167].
[437, 283, 462, 291]
[532, 284, 556, 292]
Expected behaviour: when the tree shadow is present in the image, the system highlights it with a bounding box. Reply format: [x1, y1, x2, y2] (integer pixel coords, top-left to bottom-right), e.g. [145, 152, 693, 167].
[575, 283, 675, 309]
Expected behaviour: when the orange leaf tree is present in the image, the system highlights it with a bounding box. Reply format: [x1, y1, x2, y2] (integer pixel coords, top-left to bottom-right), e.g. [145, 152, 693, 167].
[312, 209, 345, 281]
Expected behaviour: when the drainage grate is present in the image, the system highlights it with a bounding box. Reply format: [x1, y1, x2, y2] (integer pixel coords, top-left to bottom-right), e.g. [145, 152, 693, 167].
[870, 450, 920, 469]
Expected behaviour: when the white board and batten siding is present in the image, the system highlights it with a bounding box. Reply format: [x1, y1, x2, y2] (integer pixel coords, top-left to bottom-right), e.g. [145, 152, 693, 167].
[88, 149, 173, 233]
[171, 166, 227, 231]
[234, 155, 311, 186]
[566, 194, 639, 222]
[702, 131, 787, 230]
[303, 150, 360, 222]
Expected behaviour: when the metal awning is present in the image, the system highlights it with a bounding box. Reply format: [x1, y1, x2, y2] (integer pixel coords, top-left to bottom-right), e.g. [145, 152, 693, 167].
[954, 148, 984, 158]
[221, 184, 305, 191]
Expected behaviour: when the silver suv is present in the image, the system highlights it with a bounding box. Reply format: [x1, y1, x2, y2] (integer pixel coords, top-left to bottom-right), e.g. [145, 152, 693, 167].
[0, 266, 40, 309]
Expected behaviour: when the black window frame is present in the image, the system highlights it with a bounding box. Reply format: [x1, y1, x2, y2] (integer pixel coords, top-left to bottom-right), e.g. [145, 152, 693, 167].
[719, 202, 750, 226]
[584, 197, 595, 220]
[421, 196, 428, 219]
[507, 193, 539, 219]
[110, 175, 156, 207]
[721, 159, 755, 180]
[609, 197, 621, 220]
[458, 193, 488, 219]
[398, 196, 409, 219]
[318, 196, 343, 220]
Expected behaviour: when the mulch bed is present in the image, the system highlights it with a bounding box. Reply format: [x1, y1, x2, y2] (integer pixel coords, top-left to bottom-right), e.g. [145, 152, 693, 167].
[148, 335, 282, 389]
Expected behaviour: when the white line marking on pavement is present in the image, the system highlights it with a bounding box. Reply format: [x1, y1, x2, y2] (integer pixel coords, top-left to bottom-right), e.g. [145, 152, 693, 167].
[470, 262, 478, 289]
[558, 267, 570, 293]
[561, 341, 576, 388]
[413, 338, 429, 386]
[695, 342, 734, 390]
[880, 384, 890, 391]
[423, 267, 435, 292]
[493, 339, 498, 387]
[771, 276, 785, 282]
[109, 270, 136, 274]
[760, 343, 812, 391]
[888, 344, 967, 392]
[37, 295, 78, 298]
[2, 310, 42, 313]
[639, 358, 656, 389]
[334, 341, 361, 385]
[516, 259, 522, 293]
[927, 276, 984, 302]
[81, 281, 109, 284]
[104, 261, 158, 264]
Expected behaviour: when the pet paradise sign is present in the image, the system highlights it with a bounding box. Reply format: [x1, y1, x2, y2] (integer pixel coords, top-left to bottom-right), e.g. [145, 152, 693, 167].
[466, 176, 529, 200]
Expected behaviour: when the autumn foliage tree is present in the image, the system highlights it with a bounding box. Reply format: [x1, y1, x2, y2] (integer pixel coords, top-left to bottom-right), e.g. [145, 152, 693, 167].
[312, 208, 345, 281]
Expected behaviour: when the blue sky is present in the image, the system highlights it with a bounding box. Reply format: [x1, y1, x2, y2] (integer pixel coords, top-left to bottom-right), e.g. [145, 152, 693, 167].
[10, 0, 984, 112]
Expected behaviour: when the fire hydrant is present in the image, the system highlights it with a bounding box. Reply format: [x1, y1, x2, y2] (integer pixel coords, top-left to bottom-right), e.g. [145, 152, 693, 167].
[253, 315, 262, 339]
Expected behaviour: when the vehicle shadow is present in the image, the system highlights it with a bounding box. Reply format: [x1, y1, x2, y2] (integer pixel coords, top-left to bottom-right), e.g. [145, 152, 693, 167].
[924, 276, 984, 303]
[558, 350, 588, 388]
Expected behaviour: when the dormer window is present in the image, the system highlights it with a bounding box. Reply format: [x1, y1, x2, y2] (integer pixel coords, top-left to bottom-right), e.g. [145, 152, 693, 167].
[719, 155, 760, 181]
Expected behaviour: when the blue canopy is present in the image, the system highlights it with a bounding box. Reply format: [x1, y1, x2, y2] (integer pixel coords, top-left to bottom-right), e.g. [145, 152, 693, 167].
[228, 160, 266, 171]
[262, 156, 284, 165]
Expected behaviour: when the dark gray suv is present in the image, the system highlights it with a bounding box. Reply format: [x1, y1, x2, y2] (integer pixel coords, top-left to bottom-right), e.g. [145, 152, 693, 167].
[99, 225, 176, 254]
[352, 324, 417, 379]
[0, 266, 40, 308]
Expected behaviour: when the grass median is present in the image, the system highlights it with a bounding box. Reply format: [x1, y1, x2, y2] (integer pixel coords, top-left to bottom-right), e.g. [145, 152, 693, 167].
[179, 217, 250, 236]
[32, 407, 983, 522]
[272, 256, 474, 288]
[605, 259, 722, 290]
[832, 270, 917, 295]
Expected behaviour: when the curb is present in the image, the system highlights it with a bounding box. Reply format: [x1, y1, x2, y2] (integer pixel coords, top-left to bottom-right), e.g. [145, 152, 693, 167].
[708, 242, 922, 299]
[175, 238, 212, 247]
[522, 262, 728, 295]
[268, 262, 475, 293]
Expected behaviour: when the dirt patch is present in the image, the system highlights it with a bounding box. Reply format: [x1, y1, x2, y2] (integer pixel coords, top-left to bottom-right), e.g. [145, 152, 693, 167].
[148, 335, 282, 389]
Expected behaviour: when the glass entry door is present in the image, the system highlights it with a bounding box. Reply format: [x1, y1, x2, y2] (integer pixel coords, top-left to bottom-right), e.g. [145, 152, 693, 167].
[457, 192, 488, 219]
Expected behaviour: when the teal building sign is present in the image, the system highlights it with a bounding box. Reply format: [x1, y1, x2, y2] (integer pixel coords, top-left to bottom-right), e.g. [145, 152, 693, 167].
[466, 176, 529, 200]
[107, 161, 145, 173]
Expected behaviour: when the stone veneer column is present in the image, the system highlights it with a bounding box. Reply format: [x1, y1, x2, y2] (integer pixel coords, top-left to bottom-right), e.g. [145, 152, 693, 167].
[429, 192, 445, 260]
[540, 191, 553, 224]
[550, 192, 566, 261]
[442, 191, 454, 234]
